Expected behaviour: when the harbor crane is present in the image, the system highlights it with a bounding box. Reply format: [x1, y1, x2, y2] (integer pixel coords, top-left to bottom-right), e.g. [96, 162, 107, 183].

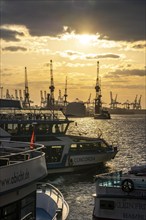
[48, 60, 55, 107]
[19, 90, 23, 102]
[40, 90, 47, 107]
[6, 89, 11, 99]
[132, 95, 138, 109]
[95, 61, 102, 114]
[133, 95, 142, 109]
[64, 76, 68, 106]
[109, 92, 120, 109]
[137, 95, 142, 109]
[23, 67, 31, 108]
[15, 89, 19, 100]
[0, 86, 3, 98]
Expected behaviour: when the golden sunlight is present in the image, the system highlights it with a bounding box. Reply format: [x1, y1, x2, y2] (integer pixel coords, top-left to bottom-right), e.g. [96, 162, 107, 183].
[78, 34, 96, 45]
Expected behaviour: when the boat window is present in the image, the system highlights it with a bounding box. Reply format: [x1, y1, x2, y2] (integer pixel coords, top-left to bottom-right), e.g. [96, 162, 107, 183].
[70, 142, 107, 152]
[0, 191, 36, 220]
[5, 123, 19, 135]
[44, 145, 64, 163]
[71, 144, 77, 149]
[1, 203, 18, 219]
[100, 200, 115, 210]
[21, 192, 36, 219]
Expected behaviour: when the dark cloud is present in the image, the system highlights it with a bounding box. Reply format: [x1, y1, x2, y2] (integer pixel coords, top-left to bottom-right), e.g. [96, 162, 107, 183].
[132, 44, 146, 49]
[60, 50, 120, 59]
[1, 0, 145, 41]
[2, 46, 27, 52]
[0, 28, 24, 41]
[95, 54, 120, 59]
[105, 69, 146, 78]
[86, 54, 120, 59]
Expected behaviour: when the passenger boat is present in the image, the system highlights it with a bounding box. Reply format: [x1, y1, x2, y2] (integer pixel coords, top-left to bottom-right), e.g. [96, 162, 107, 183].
[0, 139, 69, 220]
[92, 164, 146, 220]
[0, 109, 118, 174]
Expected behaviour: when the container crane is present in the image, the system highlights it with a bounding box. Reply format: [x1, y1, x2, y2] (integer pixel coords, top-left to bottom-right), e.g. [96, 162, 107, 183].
[137, 95, 142, 109]
[109, 92, 120, 109]
[6, 89, 11, 99]
[15, 89, 19, 100]
[19, 90, 23, 102]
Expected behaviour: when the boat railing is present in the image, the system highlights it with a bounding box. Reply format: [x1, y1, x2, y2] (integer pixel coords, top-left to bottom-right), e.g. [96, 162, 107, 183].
[0, 109, 69, 121]
[0, 140, 45, 165]
[21, 212, 34, 220]
[37, 182, 69, 220]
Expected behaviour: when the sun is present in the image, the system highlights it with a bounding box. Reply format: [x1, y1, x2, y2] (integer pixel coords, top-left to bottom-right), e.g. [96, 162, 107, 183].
[79, 35, 90, 44]
[78, 34, 93, 45]
[77, 34, 98, 45]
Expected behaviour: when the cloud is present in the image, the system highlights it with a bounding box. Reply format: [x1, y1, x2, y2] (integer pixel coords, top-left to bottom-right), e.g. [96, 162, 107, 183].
[0, 28, 24, 41]
[1, 0, 145, 41]
[86, 54, 120, 59]
[58, 50, 121, 60]
[105, 69, 146, 78]
[132, 43, 146, 49]
[2, 46, 27, 52]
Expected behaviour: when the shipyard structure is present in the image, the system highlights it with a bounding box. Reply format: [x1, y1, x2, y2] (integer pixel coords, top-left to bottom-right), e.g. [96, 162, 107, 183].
[0, 60, 145, 115]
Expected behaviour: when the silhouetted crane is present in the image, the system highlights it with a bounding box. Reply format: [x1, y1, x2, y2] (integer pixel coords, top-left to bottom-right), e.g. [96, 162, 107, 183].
[23, 67, 30, 108]
[95, 61, 102, 114]
[49, 60, 55, 107]
[64, 76, 68, 106]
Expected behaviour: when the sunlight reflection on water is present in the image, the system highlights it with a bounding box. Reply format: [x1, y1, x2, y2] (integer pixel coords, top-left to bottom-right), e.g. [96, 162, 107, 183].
[50, 114, 146, 220]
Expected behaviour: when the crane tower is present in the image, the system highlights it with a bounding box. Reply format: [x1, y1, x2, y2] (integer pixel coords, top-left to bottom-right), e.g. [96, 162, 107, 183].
[49, 60, 55, 106]
[64, 76, 68, 106]
[23, 67, 30, 108]
[95, 61, 102, 114]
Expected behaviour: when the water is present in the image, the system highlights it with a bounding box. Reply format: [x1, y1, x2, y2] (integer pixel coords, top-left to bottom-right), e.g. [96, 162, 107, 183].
[48, 114, 146, 220]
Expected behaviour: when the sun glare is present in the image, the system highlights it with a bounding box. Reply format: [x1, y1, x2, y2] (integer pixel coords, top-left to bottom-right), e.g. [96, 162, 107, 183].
[78, 34, 94, 45]
[79, 35, 90, 44]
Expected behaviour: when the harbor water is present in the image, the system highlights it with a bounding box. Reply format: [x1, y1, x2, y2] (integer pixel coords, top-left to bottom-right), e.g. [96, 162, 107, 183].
[47, 114, 146, 220]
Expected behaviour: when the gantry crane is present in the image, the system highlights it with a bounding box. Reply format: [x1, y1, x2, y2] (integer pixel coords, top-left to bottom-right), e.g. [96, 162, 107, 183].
[110, 92, 120, 109]
[137, 95, 142, 109]
[15, 89, 19, 100]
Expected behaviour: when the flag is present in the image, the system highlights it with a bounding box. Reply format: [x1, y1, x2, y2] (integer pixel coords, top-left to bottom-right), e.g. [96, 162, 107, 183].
[30, 131, 35, 149]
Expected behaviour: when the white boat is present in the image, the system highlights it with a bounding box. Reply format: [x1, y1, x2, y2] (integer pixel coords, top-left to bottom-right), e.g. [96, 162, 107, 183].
[0, 139, 69, 220]
[92, 165, 146, 220]
[0, 109, 118, 174]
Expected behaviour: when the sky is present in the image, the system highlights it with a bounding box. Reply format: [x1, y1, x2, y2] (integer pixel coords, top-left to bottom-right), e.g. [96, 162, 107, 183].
[0, 0, 146, 108]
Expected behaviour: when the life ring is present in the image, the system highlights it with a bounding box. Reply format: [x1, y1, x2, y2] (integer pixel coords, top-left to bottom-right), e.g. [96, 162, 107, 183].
[121, 179, 134, 193]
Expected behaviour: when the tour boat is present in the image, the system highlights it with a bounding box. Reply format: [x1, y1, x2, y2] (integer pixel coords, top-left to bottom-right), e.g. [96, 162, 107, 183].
[0, 109, 118, 174]
[0, 139, 69, 220]
[92, 164, 146, 220]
